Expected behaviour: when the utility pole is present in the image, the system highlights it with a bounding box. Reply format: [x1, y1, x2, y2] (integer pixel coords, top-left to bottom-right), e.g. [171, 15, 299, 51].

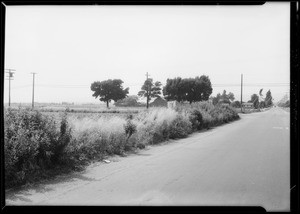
[240, 74, 243, 113]
[146, 72, 150, 109]
[31, 72, 36, 109]
[5, 69, 15, 107]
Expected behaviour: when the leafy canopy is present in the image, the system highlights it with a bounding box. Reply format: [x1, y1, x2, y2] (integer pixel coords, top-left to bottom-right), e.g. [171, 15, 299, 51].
[91, 79, 129, 107]
[163, 76, 212, 103]
[138, 78, 162, 101]
[212, 90, 235, 105]
[265, 90, 273, 107]
[250, 94, 259, 109]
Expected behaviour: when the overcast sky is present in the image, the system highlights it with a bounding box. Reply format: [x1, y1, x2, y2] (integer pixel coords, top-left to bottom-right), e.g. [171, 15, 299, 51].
[4, 3, 290, 104]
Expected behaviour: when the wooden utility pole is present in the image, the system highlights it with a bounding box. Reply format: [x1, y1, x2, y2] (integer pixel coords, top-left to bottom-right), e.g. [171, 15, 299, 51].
[146, 72, 150, 109]
[5, 69, 15, 107]
[31, 72, 36, 109]
[241, 74, 243, 113]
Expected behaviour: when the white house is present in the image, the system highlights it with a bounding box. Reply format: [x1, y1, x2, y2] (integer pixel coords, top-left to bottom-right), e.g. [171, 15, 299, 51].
[167, 101, 178, 109]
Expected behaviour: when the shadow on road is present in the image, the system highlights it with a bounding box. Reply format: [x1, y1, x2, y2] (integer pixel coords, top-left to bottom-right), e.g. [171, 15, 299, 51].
[5, 169, 100, 202]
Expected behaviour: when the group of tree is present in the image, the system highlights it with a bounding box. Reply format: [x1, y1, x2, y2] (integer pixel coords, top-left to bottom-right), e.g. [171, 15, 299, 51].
[90, 77, 274, 110]
[277, 94, 290, 108]
[162, 76, 213, 104]
[248, 89, 273, 109]
[91, 75, 213, 108]
[278, 100, 290, 108]
[211, 90, 235, 105]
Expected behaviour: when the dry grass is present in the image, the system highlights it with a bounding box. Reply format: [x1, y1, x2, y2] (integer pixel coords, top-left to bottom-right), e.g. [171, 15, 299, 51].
[4, 102, 240, 189]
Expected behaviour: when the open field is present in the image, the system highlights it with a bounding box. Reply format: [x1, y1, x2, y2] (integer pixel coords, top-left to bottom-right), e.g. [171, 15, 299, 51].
[4, 103, 147, 123]
[4, 102, 145, 113]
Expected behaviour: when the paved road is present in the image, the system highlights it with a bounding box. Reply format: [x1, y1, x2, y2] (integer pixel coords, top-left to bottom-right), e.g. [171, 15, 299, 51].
[6, 107, 290, 211]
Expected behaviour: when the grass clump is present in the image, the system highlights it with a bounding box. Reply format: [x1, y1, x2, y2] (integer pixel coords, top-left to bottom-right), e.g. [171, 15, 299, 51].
[132, 108, 192, 145]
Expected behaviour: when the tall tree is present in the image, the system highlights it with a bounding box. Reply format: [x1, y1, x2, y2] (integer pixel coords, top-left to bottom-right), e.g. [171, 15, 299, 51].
[231, 100, 241, 108]
[91, 79, 129, 108]
[138, 78, 162, 108]
[212, 93, 221, 105]
[163, 77, 185, 102]
[250, 94, 259, 109]
[196, 75, 213, 101]
[265, 90, 273, 107]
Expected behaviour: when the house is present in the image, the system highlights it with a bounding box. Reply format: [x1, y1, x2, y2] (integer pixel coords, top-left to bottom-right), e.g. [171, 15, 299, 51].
[150, 97, 168, 107]
[221, 103, 230, 107]
[167, 100, 179, 109]
[242, 102, 254, 109]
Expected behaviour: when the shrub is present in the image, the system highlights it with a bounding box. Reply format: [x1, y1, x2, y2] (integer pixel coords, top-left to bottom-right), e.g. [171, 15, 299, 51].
[199, 109, 213, 128]
[209, 105, 239, 125]
[4, 108, 57, 187]
[191, 101, 214, 112]
[189, 109, 203, 131]
[169, 113, 192, 139]
[51, 111, 72, 165]
[124, 119, 136, 139]
[133, 108, 190, 145]
[124, 117, 137, 150]
[176, 101, 239, 129]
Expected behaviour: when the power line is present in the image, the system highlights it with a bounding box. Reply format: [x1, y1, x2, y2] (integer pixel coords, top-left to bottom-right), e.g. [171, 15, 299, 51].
[26, 82, 289, 88]
[212, 83, 289, 87]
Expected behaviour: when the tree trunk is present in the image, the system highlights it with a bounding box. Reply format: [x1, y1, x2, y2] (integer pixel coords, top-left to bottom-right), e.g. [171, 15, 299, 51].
[146, 95, 149, 109]
[106, 100, 109, 108]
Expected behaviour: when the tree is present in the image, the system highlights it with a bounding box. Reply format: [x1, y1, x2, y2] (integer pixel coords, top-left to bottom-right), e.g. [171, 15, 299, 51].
[91, 79, 129, 108]
[227, 92, 235, 102]
[194, 75, 213, 102]
[250, 94, 259, 109]
[231, 100, 241, 108]
[212, 90, 235, 105]
[114, 95, 139, 107]
[163, 77, 185, 102]
[163, 75, 212, 103]
[138, 78, 162, 108]
[259, 100, 266, 108]
[212, 93, 221, 105]
[265, 90, 273, 107]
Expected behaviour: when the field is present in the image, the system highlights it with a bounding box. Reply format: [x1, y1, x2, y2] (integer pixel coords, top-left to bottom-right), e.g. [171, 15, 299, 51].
[4, 102, 240, 189]
[6, 103, 146, 122]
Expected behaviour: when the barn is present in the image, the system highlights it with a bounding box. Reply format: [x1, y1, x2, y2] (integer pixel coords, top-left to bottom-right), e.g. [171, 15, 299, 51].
[150, 97, 168, 107]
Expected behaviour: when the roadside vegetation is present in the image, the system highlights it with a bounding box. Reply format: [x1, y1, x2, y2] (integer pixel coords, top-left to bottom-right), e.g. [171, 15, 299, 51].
[4, 102, 239, 189]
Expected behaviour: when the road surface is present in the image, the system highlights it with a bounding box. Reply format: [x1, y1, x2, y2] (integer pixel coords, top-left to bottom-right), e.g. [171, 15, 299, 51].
[6, 107, 290, 211]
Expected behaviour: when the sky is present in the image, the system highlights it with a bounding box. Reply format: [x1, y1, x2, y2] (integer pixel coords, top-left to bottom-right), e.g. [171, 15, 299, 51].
[4, 3, 290, 104]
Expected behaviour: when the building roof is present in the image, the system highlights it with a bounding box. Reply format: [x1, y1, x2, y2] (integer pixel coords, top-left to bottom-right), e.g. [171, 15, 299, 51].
[150, 97, 168, 107]
[242, 102, 254, 106]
